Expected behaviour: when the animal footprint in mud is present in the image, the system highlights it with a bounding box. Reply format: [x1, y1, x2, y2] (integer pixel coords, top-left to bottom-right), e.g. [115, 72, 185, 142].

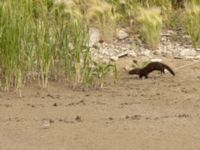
[105, 117, 114, 124]
[67, 100, 86, 106]
[125, 115, 142, 120]
[58, 118, 74, 124]
[121, 102, 129, 106]
[0, 104, 12, 108]
[75, 116, 82, 122]
[181, 88, 188, 93]
[168, 83, 181, 87]
[53, 103, 61, 107]
[27, 104, 35, 108]
[57, 116, 83, 123]
[176, 114, 190, 118]
[53, 103, 57, 107]
[108, 117, 114, 121]
[181, 87, 197, 93]
[85, 94, 90, 97]
[47, 94, 60, 99]
[27, 103, 44, 108]
[140, 93, 146, 97]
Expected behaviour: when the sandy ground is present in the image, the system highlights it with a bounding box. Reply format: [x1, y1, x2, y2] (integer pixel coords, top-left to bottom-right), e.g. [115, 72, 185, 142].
[1, 58, 200, 150]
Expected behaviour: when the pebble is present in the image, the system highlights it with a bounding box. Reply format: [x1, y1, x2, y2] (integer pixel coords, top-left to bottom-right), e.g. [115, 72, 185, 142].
[90, 29, 199, 62]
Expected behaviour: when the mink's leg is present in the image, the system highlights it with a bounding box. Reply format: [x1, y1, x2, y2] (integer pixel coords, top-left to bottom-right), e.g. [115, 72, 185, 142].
[162, 68, 165, 74]
[160, 69, 165, 75]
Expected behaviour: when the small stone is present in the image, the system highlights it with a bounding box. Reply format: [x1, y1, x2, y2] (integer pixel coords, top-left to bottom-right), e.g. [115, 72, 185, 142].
[89, 27, 101, 47]
[174, 55, 183, 59]
[102, 49, 110, 55]
[102, 59, 110, 64]
[116, 29, 129, 40]
[151, 58, 162, 62]
[68, 43, 74, 50]
[42, 119, 53, 129]
[141, 49, 152, 57]
[196, 48, 200, 51]
[125, 65, 133, 71]
[128, 51, 137, 57]
[153, 50, 161, 55]
[179, 49, 196, 57]
[117, 52, 128, 58]
[195, 55, 200, 59]
[185, 56, 195, 60]
[110, 56, 118, 61]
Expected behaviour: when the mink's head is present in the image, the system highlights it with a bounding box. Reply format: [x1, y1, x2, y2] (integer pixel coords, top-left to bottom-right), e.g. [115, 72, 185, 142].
[128, 68, 140, 75]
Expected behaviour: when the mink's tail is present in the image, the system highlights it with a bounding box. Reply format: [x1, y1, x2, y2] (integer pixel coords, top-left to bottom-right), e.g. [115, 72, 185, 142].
[163, 64, 175, 76]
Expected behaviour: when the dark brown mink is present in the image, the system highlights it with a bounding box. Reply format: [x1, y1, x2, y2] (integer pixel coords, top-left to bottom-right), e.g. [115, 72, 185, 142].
[128, 62, 175, 79]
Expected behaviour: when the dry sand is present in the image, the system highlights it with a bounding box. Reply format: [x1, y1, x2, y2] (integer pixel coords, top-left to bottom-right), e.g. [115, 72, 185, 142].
[0, 58, 200, 150]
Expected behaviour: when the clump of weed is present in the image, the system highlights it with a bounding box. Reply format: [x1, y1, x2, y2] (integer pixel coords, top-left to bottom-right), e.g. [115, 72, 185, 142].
[92, 62, 118, 88]
[136, 7, 162, 49]
[106, 0, 140, 27]
[184, 2, 200, 47]
[86, 0, 119, 42]
[141, 0, 172, 27]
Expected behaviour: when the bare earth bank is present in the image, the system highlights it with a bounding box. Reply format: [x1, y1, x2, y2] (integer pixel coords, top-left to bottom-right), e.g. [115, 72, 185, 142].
[0, 58, 200, 150]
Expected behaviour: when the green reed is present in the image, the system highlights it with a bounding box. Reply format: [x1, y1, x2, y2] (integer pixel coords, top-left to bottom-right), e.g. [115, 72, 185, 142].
[0, 0, 117, 94]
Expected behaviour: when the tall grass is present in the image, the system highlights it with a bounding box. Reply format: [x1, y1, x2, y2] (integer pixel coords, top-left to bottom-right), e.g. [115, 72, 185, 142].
[137, 7, 162, 49]
[184, 2, 200, 47]
[0, 0, 117, 93]
[142, 0, 172, 27]
[191, 0, 200, 4]
[141, 0, 171, 7]
[56, 0, 119, 42]
[106, 0, 140, 26]
[0, 0, 35, 92]
[86, 0, 119, 41]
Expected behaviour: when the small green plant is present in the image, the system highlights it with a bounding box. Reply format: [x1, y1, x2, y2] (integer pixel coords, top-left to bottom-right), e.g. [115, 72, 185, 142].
[92, 62, 118, 88]
[137, 7, 162, 49]
[184, 2, 200, 47]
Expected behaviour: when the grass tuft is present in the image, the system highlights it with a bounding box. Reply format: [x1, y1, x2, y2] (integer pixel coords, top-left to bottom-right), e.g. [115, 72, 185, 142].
[184, 2, 200, 47]
[136, 7, 162, 49]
